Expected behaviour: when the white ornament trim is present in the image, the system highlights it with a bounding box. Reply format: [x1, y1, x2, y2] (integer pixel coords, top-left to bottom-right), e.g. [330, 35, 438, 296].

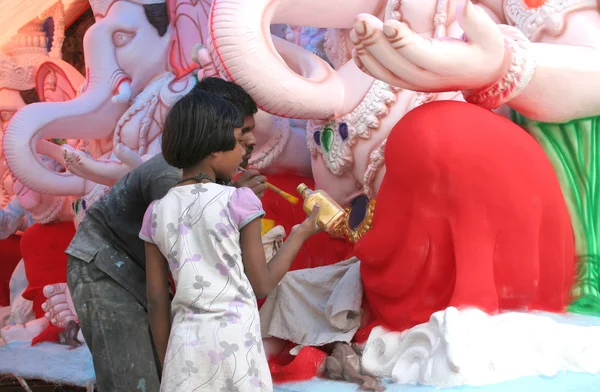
[113, 72, 191, 156]
[74, 183, 110, 226]
[306, 79, 399, 176]
[324, 29, 352, 70]
[0, 52, 38, 91]
[30, 196, 67, 225]
[504, 0, 598, 41]
[463, 25, 536, 110]
[363, 139, 387, 199]
[385, 0, 402, 21]
[0, 170, 11, 210]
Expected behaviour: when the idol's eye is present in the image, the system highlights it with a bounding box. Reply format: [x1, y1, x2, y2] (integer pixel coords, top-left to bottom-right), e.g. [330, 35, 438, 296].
[113, 31, 135, 47]
[0, 110, 15, 122]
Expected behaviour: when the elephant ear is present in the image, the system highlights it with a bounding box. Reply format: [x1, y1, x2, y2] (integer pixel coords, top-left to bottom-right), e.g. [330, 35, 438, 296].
[35, 59, 85, 103]
[167, 0, 212, 80]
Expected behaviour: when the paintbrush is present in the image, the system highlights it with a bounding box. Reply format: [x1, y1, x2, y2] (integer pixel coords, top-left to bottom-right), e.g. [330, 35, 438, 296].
[238, 167, 300, 205]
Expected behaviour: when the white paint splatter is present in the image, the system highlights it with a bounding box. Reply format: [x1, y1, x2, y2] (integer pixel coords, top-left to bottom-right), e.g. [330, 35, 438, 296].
[137, 377, 146, 392]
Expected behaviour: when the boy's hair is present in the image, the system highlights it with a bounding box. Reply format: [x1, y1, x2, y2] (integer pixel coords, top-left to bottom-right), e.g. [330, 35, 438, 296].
[162, 90, 244, 169]
[195, 77, 258, 117]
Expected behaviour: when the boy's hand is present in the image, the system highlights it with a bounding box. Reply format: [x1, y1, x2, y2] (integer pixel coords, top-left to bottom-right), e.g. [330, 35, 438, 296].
[293, 204, 322, 239]
[234, 169, 267, 198]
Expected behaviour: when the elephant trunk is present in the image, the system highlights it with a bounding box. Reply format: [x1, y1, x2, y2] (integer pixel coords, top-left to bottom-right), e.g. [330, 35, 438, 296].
[2, 22, 131, 196]
[209, 0, 349, 120]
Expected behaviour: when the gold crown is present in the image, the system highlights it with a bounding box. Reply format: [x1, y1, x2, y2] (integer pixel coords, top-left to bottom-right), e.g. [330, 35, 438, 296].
[89, 0, 166, 16]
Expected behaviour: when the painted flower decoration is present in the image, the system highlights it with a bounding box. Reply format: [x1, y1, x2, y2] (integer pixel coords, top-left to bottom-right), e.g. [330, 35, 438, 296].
[215, 315, 228, 328]
[186, 311, 198, 321]
[208, 350, 225, 365]
[228, 296, 245, 310]
[223, 311, 242, 325]
[191, 183, 208, 194]
[223, 253, 238, 268]
[215, 262, 229, 276]
[151, 210, 158, 236]
[185, 253, 202, 263]
[237, 285, 253, 299]
[184, 339, 199, 347]
[166, 222, 178, 238]
[208, 229, 224, 243]
[220, 378, 239, 392]
[181, 360, 199, 374]
[215, 222, 235, 237]
[220, 341, 239, 357]
[167, 250, 179, 268]
[247, 359, 259, 377]
[178, 214, 193, 235]
[244, 332, 259, 349]
[193, 275, 211, 290]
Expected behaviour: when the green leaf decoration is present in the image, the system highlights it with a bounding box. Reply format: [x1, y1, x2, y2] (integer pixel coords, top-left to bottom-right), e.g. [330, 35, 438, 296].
[513, 111, 600, 316]
[322, 127, 334, 153]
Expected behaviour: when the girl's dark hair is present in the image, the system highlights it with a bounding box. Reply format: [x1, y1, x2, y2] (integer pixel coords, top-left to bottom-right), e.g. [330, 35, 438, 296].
[161, 90, 244, 169]
[195, 77, 258, 116]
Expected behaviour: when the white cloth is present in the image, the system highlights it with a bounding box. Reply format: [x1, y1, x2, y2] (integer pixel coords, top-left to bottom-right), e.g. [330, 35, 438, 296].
[260, 257, 363, 346]
[0, 259, 34, 331]
[0, 306, 10, 330]
[8, 260, 33, 326]
[262, 225, 285, 263]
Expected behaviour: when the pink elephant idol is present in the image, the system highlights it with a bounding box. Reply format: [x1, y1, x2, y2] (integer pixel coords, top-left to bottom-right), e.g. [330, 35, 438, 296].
[207, 0, 600, 317]
[0, 155, 75, 346]
[2, 0, 211, 199]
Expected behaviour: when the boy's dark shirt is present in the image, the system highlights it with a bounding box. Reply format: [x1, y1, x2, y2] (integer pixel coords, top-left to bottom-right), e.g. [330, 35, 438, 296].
[65, 154, 180, 305]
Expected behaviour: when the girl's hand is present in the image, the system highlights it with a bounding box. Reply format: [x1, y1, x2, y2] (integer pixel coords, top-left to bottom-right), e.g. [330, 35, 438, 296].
[293, 204, 322, 239]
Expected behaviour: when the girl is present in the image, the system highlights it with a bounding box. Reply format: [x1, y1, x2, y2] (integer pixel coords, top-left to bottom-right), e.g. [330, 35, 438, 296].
[139, 90, 321, 392]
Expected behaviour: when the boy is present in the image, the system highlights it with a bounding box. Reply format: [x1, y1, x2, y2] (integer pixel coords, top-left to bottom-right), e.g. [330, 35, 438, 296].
[59, 78, 265, 391]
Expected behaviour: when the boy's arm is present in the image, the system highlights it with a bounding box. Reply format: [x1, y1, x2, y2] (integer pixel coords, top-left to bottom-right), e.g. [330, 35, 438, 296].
[145, 242, 171, 366]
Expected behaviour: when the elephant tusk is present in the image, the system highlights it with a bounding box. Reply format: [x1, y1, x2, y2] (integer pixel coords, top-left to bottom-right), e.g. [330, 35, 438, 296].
[112, 79, 132, 103]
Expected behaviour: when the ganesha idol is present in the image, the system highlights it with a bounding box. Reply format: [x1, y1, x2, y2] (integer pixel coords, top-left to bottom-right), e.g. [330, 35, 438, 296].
[4, 0, 349, 335]
[206, 0, 600, 386]
[0, 4, 84, 312]
[0, 154, 76, 347]
[1, 0, 313, 216]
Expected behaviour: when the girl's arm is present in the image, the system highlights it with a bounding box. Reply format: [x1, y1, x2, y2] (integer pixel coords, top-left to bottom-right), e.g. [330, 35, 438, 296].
[139, 200, 171, 366]
[145, 242, 171, 366]
[240, 207, 320, 298]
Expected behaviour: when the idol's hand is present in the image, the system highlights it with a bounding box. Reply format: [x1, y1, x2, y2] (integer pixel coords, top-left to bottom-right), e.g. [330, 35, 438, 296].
[351, 0, 506, 93]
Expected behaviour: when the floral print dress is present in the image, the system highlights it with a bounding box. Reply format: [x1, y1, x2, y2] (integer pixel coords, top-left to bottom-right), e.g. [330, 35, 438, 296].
[139, 183, 273, 392]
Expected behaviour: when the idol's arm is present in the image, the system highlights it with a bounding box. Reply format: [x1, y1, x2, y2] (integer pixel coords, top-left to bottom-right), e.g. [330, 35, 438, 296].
[505, 10, 600, 123]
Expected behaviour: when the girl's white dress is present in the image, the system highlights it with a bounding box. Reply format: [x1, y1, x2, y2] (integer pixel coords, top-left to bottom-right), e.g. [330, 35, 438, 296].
[140, 183, 273, 392]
